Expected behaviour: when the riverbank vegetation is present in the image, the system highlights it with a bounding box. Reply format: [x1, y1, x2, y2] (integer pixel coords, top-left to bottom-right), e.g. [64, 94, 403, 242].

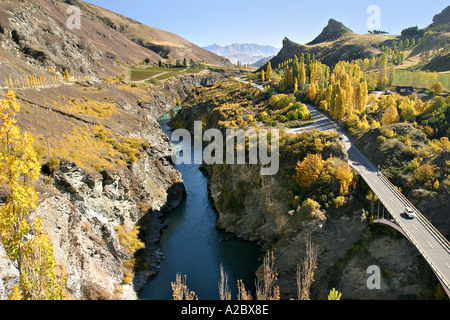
[172, 247, 341, 301]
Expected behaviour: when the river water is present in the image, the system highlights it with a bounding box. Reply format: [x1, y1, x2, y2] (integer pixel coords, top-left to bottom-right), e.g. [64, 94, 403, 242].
[139, 112, 262, 300]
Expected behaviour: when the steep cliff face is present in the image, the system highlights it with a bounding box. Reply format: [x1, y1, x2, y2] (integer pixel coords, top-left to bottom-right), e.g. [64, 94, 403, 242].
[179, 80, 438, 300]
[33, 154, 184, 300]
[0, 102, 183, 300]
[203, 161, 436, 300]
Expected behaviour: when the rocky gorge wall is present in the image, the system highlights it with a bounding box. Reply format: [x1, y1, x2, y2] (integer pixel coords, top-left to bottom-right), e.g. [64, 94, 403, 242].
[0, 70, 240, 300]
[202, 161, 437, 300]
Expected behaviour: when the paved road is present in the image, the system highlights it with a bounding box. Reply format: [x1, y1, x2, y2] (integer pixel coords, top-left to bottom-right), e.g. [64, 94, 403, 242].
[235, 76, 266, 91]
[285, 104, 342, 134]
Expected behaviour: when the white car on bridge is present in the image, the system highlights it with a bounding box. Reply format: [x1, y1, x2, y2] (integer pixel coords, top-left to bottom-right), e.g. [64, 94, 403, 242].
[405, 207, 416, 219]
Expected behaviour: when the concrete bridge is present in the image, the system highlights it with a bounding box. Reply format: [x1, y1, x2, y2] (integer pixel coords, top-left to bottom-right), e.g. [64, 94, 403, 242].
[293, 104, 450, 298]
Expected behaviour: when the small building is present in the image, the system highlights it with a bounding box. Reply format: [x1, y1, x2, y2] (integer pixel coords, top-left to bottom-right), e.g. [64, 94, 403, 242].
[396, 86, 414, 96]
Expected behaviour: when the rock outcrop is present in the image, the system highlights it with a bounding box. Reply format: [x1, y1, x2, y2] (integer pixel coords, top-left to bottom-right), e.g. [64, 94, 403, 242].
[0, 139, 184, 300]
[307, 19, 354, 45]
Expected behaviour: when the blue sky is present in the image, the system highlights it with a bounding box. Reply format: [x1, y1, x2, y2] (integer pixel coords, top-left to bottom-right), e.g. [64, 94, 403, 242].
[83, 0, 448, 48]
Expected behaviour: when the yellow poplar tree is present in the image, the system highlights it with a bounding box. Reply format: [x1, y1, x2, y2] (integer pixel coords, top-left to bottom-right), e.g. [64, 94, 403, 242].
[0, 90, 66, 300]
[335, 163, 354, 195]
[328, 288, 342, 300]
[63, 69, 70, 83]
[171, 274, 198, 300]
[333, 85, 347, 120]
[309, 81, 317, 102]
[266, 61, 272, 81]
[295, 154, 324, 188]
[382, 105, 400, 126]
[341, 73, 354, 117]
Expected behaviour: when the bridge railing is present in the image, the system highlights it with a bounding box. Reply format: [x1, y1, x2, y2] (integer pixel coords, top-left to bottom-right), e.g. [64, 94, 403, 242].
[378, 172, 450, 254]
[372, 172, 450, 294]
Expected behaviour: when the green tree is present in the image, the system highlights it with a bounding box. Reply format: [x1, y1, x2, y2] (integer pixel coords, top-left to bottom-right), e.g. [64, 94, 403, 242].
[299, 61, 306, 89]
[430, 82, 444, 95]
[377, 63, 388, 88]
[405, 38, 410, 48]
[292, 55, 299, 85]
[388, 63, 396, 86]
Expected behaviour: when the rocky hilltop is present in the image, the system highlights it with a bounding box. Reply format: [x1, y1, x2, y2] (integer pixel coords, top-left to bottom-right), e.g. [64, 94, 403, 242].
[262, 7, 450, 72]
[307, 19, 354, 45]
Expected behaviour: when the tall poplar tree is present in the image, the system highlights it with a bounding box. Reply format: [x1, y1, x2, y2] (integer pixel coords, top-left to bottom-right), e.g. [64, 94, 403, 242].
[266, 62, 272, 82]
[299, 61, 306, 90]
[0, 90, 66, 300]
[292, 55, 299, 85]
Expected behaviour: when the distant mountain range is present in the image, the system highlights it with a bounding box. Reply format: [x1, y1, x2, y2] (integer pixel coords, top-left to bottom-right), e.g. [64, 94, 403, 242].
[203, 43, 280, 65]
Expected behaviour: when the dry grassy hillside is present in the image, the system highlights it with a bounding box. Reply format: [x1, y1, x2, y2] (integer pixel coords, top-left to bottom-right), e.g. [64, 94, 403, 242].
[0, 0, 230, 88]
[0, 0, 163, 81]
[76, 0, 231, 66]
[264, 13, 449, 73]
[266, 19, 398, 70]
